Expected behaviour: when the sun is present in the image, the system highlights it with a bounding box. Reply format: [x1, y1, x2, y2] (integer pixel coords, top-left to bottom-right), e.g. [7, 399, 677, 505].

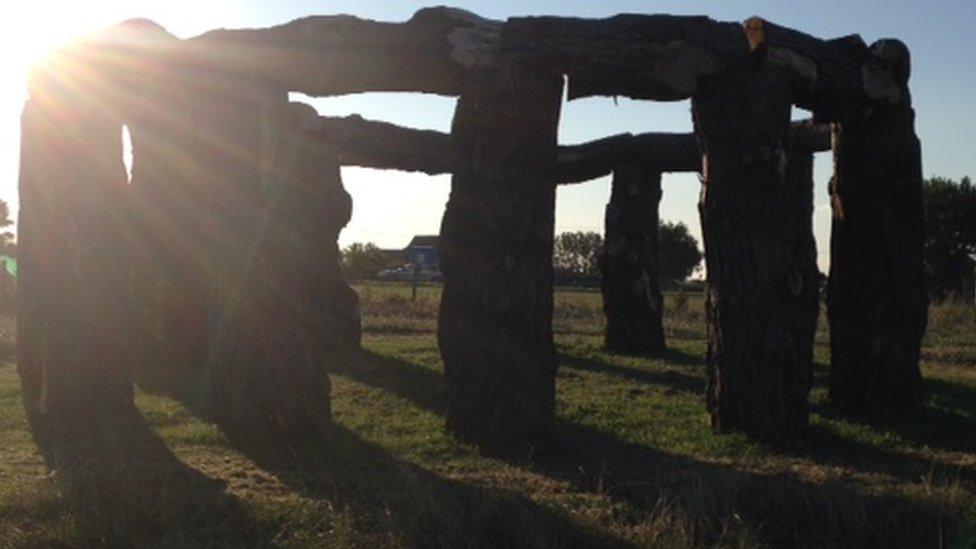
[0, 1, 160, 229]
[3, 0, 240, 75]
[0, 0, 240, 227]
[4, 3, 135, 74]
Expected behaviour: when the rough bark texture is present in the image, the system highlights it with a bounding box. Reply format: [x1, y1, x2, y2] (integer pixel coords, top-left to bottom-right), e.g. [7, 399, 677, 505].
[17, 93, 133, 421]
[438, 64, 563, 452]
[744, 18, 901, 122]
[598, 164, 666, 355]
[501, 15, 751, 100]
[694, 72, 819, 438]
[827, 40, 926, 415]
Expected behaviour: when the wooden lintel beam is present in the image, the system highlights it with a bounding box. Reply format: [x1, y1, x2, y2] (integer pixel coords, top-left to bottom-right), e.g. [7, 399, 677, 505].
[557, 132, 698, 182]
[302, 112, 830, 182]
[501, 14, 751, 101]
[743, 17, 901, 122]
[302, 114, 455, 175]
[501, 14, 902, 117]
[181, 7, 502, 97]
[34, 11, 903, 116]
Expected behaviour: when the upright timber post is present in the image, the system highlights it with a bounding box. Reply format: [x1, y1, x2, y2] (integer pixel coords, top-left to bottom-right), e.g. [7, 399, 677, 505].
[599, 163, 667, 355]
[828, 40, 927, 414]
[438, 62, 563, 452]
[693, 72, 818, 438]
[195, 79, 345, 432]
[18, 72, 133, 423]
[272, 102, 361, 351]
[124, 25, 213, 390]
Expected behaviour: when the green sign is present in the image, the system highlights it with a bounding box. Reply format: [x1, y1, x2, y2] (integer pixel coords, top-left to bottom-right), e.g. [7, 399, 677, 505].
[0, 255, 16, 278]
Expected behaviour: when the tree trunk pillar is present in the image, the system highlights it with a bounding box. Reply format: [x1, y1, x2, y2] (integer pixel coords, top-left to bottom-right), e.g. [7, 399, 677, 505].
[828, 40, 926, 414]
[438, 64, 563, 452]
[17, 90, 133, 421]
[693, 72, 819, 438]
[126, 67, 213, 391]
[196, 79, 356, 432]
[599, 163, 666, 355]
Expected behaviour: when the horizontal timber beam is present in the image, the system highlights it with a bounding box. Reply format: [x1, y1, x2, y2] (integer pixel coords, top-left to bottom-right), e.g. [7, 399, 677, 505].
[557, 132, 699, 182]
[302, 113, 830, 181]
[33, 9, 903, 118]
[302, 115, 454, 175]
[501, 14, 901, 117]
[180, 7, 502, 96]
[743, 17, 901, 121]
[501, 14, 752, 101]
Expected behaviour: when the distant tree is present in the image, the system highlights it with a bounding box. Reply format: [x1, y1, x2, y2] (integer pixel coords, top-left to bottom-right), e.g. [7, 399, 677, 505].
[658, 221, 702, 287]
[341, 242, 388, 281]
[553, 231, 602, 281]
[554, 225, 701, 287]
[0, 199, 14, 310]
[0, 198, 12, 255]
[923, 176, 976, 299]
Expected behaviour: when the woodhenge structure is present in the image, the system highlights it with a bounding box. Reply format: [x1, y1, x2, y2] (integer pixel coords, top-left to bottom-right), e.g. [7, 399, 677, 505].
[17, 9, 927, 451]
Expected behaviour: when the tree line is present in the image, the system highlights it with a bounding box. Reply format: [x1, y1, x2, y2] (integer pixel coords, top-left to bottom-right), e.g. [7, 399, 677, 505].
[339, 219, 704, 287]
[338, 176, 976, 301]
[923, 176, 976, 300]
[552, 221, 702, 288]
[0, 172, 972, 301]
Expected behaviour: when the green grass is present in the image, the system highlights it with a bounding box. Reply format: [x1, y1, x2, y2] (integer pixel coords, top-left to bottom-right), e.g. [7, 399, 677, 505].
[1, 289, 974, 547]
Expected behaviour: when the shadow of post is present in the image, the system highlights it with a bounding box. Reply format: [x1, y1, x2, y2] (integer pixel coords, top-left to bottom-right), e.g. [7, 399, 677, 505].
[529, 420, 961, 547]
[810, 376, 976, 455]
[314, 347, 964, 546]
[557, 351, 704, 395]
[332, 347, 446, 408]
[27, 407, 264, 546]
[216, 421, 622, 548]
[143, 348, 620, 546]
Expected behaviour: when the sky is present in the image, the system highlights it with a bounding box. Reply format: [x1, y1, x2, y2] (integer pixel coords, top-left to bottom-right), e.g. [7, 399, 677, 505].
[3, 1, 975, 272]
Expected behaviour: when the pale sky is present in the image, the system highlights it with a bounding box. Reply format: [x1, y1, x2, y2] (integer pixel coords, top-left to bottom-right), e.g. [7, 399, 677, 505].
[3, 1, 975, 272]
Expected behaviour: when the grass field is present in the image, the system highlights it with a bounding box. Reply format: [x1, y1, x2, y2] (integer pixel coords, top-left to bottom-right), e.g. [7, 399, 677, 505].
[0, 283, 974, 547]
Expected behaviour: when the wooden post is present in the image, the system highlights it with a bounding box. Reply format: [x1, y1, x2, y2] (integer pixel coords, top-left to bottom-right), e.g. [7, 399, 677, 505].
[17, 90, 133, 421]
[275, 103, 362, 351]
[438, 63, 563, 452]
[693, 72, 819, 438]
[599, 163, 666, 355]
[197, 82, 357, 431]
[828, 40, 927, 414]
[126, 53, 213, 390]
[412, 265, 419, 302]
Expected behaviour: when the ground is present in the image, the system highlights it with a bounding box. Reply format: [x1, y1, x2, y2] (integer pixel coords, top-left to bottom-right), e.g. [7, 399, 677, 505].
[0, 284, 974, 547]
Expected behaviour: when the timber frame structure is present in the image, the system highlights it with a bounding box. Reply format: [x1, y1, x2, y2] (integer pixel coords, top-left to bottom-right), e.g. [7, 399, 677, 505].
[17, 8, 926, 452]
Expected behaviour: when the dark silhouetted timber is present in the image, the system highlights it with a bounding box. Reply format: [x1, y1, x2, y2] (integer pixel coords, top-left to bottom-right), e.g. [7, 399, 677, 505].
[16, 8, 921, 451]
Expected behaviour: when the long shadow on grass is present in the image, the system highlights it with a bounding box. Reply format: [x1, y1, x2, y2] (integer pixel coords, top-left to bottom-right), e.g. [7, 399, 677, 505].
[324, 349, 963, 546]
[319, 348, 963, 545]
[558, 351, 974, 485]
[151, 350, 617, 547]
[558, 350, 704, 396]
[534, 420, 959, 547]
[809, 377, 976, 455]
[774, 422, 976, 486]
[332, 349, 974, 486]
[325, 348, 447, 414]
[28, 407, 264, 546]
[217, 422, 621, 548]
